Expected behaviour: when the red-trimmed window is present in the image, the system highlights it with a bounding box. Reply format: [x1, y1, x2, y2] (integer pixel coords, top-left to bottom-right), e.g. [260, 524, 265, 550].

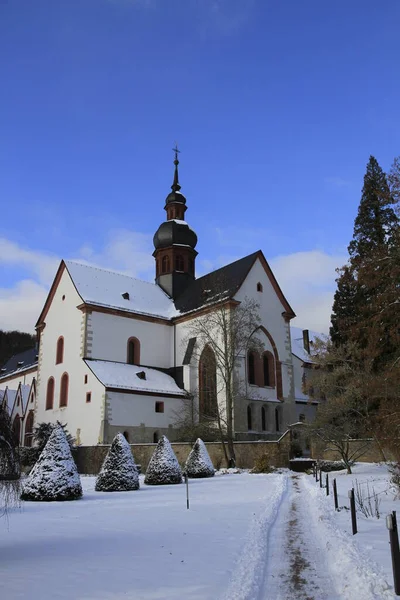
[175, 255, 184, 271]
[24, 411, 34, 447]
[257, 282, 263, 292]
[13, 415, 21, 446]
[86, 392, 91, 403]
[127, 337, 140, 365]
[247, 351, 256, 385]
[155, 401, 164, 413]
[161, 255, 170, 274]
[46, 377, 55, 410]
[199, 345, 217, 419]
[247, 405, 252, 431]
[263, 351, 275, 387]
[56, 336, 64, 364]
[59, 373, 69, 408]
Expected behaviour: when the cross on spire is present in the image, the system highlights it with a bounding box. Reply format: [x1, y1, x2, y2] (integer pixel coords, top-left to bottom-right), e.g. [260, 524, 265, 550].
[171, 143, 181, 191]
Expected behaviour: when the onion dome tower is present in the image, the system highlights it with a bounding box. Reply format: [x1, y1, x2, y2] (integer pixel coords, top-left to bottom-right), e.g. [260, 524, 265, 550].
[153, 147, 198, 299]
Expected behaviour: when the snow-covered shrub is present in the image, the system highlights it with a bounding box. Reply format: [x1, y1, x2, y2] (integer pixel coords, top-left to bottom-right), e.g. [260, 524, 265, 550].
[144, 436, 182, 485]
[95, 433, 139, 492]
[185, 438, 214, 478]
[318, 460, 346, 472]
[21, 424, 82, 501]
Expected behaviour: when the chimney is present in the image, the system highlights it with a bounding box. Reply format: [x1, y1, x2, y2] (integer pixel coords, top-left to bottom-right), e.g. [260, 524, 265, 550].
[302, 329, 310, 354]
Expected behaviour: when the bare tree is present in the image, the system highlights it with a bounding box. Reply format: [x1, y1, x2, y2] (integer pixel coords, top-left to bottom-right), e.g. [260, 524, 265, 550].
[0, 406, 20, 518]
[180, 297, 262, 467]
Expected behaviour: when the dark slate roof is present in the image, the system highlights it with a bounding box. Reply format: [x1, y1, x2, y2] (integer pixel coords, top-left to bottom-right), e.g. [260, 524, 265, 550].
[0, 347, 38, 378]
[174, 251, 259, 314]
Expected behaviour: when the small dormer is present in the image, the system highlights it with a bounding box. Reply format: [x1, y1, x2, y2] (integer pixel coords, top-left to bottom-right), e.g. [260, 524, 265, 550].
[122, 292, 130, 300]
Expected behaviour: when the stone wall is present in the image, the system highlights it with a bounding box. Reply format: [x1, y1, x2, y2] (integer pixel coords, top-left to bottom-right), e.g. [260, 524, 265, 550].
[73, 432, 291, 474]
[311, 439, 394, 463]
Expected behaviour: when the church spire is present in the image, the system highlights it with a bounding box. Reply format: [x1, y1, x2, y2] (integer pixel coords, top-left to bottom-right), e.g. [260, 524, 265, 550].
[171, 144, 181, 193]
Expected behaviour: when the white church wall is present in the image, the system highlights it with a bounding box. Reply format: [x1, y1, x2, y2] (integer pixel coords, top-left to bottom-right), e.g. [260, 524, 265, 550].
[35, 269, 104, 445]
[88, 311, 173, 369]
[234, 258, 294, 400]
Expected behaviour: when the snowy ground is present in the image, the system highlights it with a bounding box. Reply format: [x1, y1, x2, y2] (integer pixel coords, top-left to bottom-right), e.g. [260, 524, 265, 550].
[1, 465, 399, 599]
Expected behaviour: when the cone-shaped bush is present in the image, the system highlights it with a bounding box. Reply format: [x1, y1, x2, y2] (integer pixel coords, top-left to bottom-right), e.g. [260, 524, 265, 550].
[144, 435, 182, 485]
[95, 433, 139, 492]
[21, 424, 82, 501]
[185, 438, 215, 478]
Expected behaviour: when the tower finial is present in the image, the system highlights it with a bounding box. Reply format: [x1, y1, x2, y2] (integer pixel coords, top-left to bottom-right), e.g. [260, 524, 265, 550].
[171, 143, 181, 192]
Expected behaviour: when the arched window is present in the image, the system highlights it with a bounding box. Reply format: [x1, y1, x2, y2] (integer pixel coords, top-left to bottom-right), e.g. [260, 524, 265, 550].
[127, 337, 140, 365]
[56, 336, 64, 364]
[153, 431, 159, 443]
[12, 415, 21, 446]
[46, 377, 55, 410]
[161, 255, 170, 274]
[199, 345, 217, 419]
[175, 254, 184, 271]
[275, 408, 280, 432]
[257, 282, 263, 292]
[263, 351, 275, 387]
[123, 431, 130, 442]
[247, 405, 252, 431]
[24, 411, 34, 447]
[59, 373, 69, 408]
[248, 351, 256, 385]
[261, 406, 267, 431]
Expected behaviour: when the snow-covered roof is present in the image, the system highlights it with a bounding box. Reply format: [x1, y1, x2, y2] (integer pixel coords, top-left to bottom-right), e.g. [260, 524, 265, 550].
[4, 389, 17, 413]
[65, 261, 178, 320]
[85, 360, 187, 396]
[290, 327, 324, 363]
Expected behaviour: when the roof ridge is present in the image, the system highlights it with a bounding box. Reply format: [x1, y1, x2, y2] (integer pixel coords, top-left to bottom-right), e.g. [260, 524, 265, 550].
[65, 260, 159, 288]
[194, 250, 260, 284]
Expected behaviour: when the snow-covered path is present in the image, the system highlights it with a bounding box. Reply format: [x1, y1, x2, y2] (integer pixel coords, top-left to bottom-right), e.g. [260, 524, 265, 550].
[264, 474, 341, 600]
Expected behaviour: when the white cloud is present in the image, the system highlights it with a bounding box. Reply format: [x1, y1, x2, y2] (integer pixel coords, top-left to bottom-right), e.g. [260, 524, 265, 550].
[0, 280, 48, 333]
[270, 250, 347, 334]
[0, 238, 59, 285]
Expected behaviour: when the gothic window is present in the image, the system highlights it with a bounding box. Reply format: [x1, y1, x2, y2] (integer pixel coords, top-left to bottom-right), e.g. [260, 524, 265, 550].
[257, 282, 263, 292]
[261, 406, 267, 431]
[127, 337, 140, 365]
[59, 373, 69, 408]
[175, 254, 184, 271]
[161, 255, 170, 274]
[12, 415, 21, 446]
[248, 351, 256, 385]
[56, 336, 64, 364]
[199, 345, 217, 419]
[24, 411, 34, 447]
[263, 351, 275, 387]
[46, 377, 55, 410]
[275, 407, 280, 432]
[247, 405, 252, 431]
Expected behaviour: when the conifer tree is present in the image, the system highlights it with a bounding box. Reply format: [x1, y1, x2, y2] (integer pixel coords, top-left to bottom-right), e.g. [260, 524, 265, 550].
[21, 424, 82, 501]
[144, 436, 182, 485]
[95, 433, 139, 492]
[330, 156, 398, 348]
[185, 438, 215, 478]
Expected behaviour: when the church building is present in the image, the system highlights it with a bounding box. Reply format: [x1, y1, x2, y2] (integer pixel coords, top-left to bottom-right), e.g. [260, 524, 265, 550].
[2, 152, 319, 446]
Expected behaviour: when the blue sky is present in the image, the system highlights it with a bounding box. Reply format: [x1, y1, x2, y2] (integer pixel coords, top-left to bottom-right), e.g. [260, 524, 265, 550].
[1, 0, 400, 333]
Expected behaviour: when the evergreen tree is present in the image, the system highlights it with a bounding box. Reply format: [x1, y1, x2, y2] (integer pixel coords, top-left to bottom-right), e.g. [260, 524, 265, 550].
[185, 439, 215, 478]
[95, 433, 139, 492]
[330, 156, 398, 348]
[144, 436, 182, 485]
[21, 424, 82, 501]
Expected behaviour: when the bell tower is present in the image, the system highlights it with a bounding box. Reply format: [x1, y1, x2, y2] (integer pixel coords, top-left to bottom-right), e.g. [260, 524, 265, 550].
[153, 147, 198, 299]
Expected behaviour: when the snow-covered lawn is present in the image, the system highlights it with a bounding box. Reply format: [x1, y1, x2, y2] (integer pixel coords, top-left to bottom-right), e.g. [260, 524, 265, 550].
[1, 464, 399, 600]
